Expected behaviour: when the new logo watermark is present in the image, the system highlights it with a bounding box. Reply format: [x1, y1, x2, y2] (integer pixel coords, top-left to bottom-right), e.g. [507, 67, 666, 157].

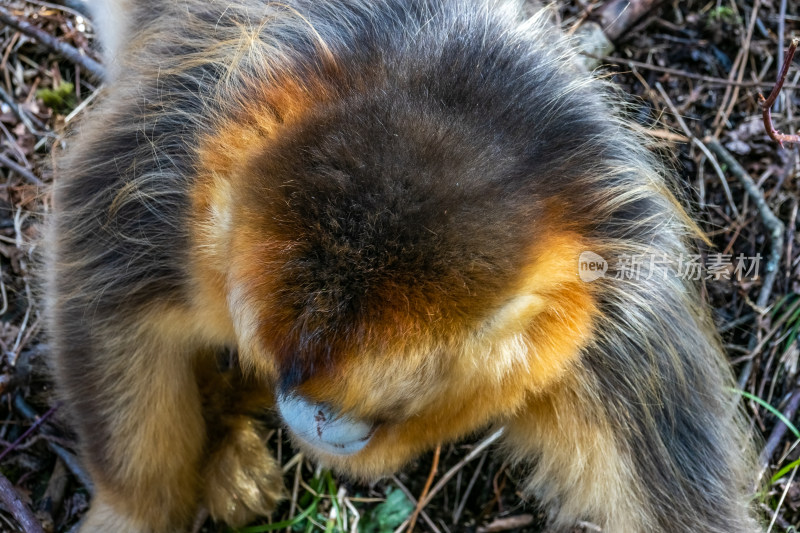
[578, 252, 762, 283]
[579, 251, 608, 283]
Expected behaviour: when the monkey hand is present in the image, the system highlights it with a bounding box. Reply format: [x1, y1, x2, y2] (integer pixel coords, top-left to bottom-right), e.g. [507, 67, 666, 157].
[201, 416, 286, 527]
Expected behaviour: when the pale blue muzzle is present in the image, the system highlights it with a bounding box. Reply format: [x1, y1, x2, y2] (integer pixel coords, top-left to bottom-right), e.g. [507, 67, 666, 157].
[276, 393, 375, 456]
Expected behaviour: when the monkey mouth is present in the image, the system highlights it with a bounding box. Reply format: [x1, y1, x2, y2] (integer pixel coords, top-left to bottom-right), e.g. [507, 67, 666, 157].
[276, 393, 376, 456]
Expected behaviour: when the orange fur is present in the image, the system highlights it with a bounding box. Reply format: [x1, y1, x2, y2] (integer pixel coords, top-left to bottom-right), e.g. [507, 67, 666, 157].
[193, 136, 599, 477]
[81, 312, 207, 531]
[503, 372, 645, 531]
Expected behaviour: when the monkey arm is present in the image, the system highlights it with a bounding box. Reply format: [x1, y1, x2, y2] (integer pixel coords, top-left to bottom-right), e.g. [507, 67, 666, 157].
[49, 307, 207, 532]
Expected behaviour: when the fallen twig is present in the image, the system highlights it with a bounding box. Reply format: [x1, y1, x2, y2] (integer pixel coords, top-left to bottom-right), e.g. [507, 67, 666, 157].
[0, 401, 60, 462]
[406, 444, 440, 533]
[767, 464, 797, 533]
[705, 139, 785, 312]
[476, 514, 535, 533]
[0, 153, 45, 186]
[284, 453, 303, 533]
[190, 508, 209, 533]
[452, 451, 488, 524]
[39, 459, 68, 531]
[14, 395, 94, 492]
[393, 429, 504, 533]
[759, 38, 800, 147]
[704, 140, 786, 389]
[593, 0, 664, 41]
[25, 0, 91, 21]
[390, 476, 441, 533]
[731, 298, 800, 366]
[0, 85, 47, 133]
[419, 429, 504, 510]
[0, 471, 45, 533]
[761, 387, 800, 469]
[590, 54, 800, 89]
[57, 0, 92, 18]
[775, 0, 789, 113]
[713, 0, 761, 139]
[655, 82, 740, 219]
[0, 5, 104, 80]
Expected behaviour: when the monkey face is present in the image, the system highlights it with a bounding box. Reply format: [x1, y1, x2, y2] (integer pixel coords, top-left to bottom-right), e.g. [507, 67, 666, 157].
[230, 237, 596, 478]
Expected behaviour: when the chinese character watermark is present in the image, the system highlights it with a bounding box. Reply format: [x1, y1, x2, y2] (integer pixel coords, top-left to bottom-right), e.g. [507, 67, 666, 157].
[578, 252, 762, 283]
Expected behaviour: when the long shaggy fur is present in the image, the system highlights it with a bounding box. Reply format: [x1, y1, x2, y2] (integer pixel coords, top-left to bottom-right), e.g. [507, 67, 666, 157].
[48, 1, 760, 531]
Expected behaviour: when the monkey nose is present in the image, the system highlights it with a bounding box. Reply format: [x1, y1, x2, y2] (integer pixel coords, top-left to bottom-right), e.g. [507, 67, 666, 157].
[276, 393, 375, 456]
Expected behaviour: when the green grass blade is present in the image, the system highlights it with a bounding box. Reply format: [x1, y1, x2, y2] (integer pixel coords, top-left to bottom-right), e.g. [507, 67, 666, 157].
[771, 293, 797, 318]
[236, 477, 325, 533]
[771, 458, 800, 484]
[784, 318, 800, 353]
[735, 389, 800, 440]
[235, 497, 321, 533]
[325, 471, 345, 532]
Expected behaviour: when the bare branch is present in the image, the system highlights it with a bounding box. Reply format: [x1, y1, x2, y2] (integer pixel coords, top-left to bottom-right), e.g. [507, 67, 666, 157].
[0, 5, 104, 80]
[0, 402, 60, 463]
[704, 139, 785, 311]
[0, 154, 45, 186]
[0, 471, 45, 533]
[759, 38, 800, 146]
[14, 395, 95, 492]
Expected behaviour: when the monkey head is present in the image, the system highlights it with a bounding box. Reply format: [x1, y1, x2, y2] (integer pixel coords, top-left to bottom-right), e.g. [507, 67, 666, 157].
[192, 72, 597, 478]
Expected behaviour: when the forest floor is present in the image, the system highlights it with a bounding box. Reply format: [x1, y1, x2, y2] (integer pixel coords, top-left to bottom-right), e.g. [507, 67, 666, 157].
[0, 1, 799, 532]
